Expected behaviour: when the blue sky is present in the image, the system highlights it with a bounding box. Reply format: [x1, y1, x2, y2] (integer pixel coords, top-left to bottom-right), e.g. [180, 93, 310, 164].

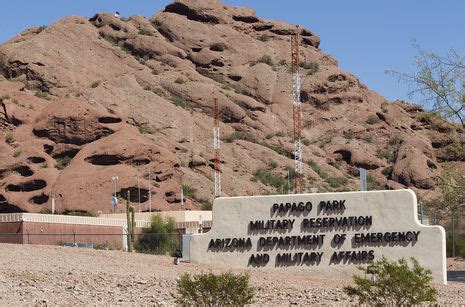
[0, 1, 463, 102]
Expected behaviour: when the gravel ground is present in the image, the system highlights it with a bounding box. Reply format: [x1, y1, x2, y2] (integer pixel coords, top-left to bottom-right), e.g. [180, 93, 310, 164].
[0, 243, 463, 305]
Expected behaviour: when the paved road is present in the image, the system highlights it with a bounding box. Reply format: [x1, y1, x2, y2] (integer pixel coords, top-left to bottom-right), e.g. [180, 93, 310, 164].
[447, 270, 465, 282]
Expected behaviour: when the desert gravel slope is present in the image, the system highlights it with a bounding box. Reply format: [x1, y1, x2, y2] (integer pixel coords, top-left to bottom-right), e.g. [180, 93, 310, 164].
[0, 243, 464, 305]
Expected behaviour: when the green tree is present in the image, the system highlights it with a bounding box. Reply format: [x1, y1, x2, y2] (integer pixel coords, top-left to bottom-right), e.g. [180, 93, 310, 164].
[174, 271, 255, 306]
[344, 257, 437, 305]
[387, 44, 464, 127]
[429, 166, 465, 257]
[136, 213, 179, 255]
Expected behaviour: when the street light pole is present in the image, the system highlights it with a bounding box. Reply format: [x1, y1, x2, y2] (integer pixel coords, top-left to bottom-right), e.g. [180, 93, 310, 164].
[111, 175, 118, 213]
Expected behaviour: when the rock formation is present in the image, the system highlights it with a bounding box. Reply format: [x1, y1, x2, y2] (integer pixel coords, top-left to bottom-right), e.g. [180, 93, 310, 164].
[0, 0, 463, 214]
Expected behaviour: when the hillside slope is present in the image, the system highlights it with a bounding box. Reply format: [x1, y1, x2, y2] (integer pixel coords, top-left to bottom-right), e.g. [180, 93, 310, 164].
[0, 0, 463, 214]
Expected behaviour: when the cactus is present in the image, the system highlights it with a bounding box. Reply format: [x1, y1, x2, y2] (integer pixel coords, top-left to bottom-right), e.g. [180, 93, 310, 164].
[126, 190, 135, 252]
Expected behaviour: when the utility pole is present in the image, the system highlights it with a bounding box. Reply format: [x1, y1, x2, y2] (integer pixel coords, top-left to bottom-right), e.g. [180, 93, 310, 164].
[291, 26, 303, 194]
[213, 97, 221, 198]
[148, 172, 152, 213]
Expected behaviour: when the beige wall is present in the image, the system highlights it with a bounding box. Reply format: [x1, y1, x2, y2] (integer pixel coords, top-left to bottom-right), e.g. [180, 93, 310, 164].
[190, 190, 446, 284]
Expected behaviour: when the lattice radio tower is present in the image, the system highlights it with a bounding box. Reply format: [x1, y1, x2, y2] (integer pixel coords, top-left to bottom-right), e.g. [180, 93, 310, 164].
[291, 26, 303, 193]
[213, 97, 221, 198]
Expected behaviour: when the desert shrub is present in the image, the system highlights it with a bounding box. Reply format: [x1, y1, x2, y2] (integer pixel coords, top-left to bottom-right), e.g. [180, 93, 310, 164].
[1, 94, 10, 99]
[34, 90, 49, 99]
[5, 133, 14, 144]
[137, 124, 153, 134]
[366, 115, 381, 125]
[258, 55, 273, 66]
[13, 150, 22, 158]
[376, 146, 398, 163]
[225, 131, 254, 143]
[302, 138, 310, 146]
[306, 159, 329, 179]
[90, 80, 101, 88]
[363, 135, 373, 143]
[326, 176, 348, 188]
[175, 77, 185, 84]
[37, 26, 47, 33]
[136, 213, 179, 255]
[63, 210, 96, 217]
[343, 130, 354, 140]
[267, 160, 278, 169]
[151, 69, 160, 75]
[182, 185, 196, 198]
[344, 257, 437, 305]
[299, 61, 319, 75]
[171, 96, 190, 110]
[175, 271, 255, 306]
[367, 174, 383, 190]
[257, 34, 270, 42]
[275, 130, 285, 137]
[277, 59, 287, 66]
[138, 28, 153, 36]
[56, 156, 71, 169]
[381, 166, 393, 177]
[388, 134, 403, 146]
[259, 141, 290, 158]
[252, 168, 293, 193]
[200, 199, 212, 211]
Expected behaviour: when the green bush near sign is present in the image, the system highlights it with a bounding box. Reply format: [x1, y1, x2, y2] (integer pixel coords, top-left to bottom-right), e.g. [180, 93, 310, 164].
[344, 257, 437, 305]
[136, 214, 179, 255]
[174, 271, 255, 306]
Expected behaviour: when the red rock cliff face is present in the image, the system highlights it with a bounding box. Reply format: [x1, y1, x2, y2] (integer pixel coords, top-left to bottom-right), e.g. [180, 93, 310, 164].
[0, 0, 463, 214]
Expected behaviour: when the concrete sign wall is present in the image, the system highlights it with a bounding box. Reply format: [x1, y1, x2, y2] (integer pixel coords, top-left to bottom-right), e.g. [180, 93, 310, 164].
[190, 190, 446, 284]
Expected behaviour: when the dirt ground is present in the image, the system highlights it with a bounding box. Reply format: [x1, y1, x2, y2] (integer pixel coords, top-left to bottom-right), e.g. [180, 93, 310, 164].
[0, 243, 463, 305]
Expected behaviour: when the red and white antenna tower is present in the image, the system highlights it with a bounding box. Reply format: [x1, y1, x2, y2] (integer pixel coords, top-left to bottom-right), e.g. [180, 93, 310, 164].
[291, 26, 303, 193]
[213, 97, 221, 198]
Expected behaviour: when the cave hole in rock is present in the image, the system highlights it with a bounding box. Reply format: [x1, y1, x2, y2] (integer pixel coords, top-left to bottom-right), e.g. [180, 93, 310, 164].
[228, 75, 242, 81]
[11, 117, 22, 127]
[327, 74, 347, 82]
[30, 193, 49, 205]
[191, 47, 202, 52]
[130, 158, 151, 166]
[232, 15, 259, 23]
[12, 165, 34, 177]
[116, 187, 149, 203]
[300, 29, 314, 37]
[165, 191, 174, 197]
[0, 202, 25, 213]
[209, 43, 224, 52]
[164, 2, 219, 24]
[253, 24, 273, 31]
[431, 139, 453, 148]
[98, 117, 122, 124]
[270, 29, 293, 35]
[43, 144, 54, 155]
[85, 154, 124, 166]
[109, 24, 121, 31]
[300, 90, 309, 103]
[0, 169, 7, 180]
[28, 156, 46, 164]
[0, 194, 5, 202]
[334, 150, 352, 164]
[376, 112, 386, 121]
[6, 179, 47, 192]
[53, 148, 79, 159]
[211, 59, 224, 67]
[427, 160, 437, 169]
